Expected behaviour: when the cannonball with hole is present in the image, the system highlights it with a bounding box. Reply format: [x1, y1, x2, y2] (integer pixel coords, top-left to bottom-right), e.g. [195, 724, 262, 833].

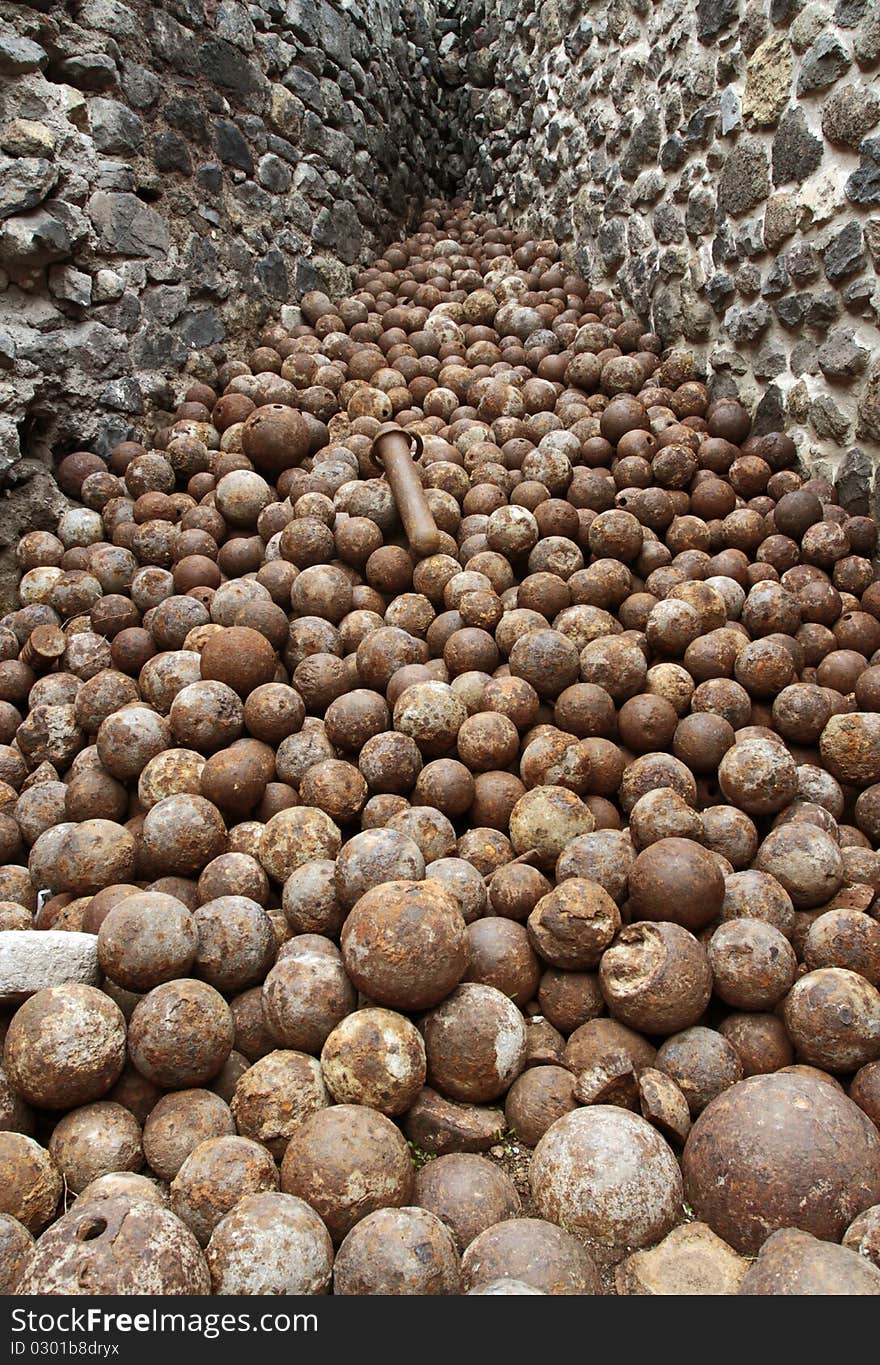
[206, 1191, 333, 1295]
[531, 1107, 683, 1257]
[16, 1196, 210, 1294]
[280, 1103, 413, 1244]
[682, 1072, 880, 1253]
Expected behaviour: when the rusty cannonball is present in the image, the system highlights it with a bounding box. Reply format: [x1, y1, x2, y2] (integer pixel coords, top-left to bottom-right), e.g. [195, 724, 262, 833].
[0, 1132, 62, 1232]
[418, 981, 527, 1107]
[627, 837, 724, 933]
[47, 1101, 143, 1195]
[205, 1191, 333, 1295]
[340, 878, 467, 1010]
[16, 1196, 210, 1294]
[531, 1107, 683, 1257]
[97, 891, 197, 991]
[527, 878, 621, 969]
[128, 979, 234, 1087]
[461, 1217, 600, 1295]
[414, 1154, 521, 1251]
[505, 1064, 579, 1147]
[280, 1103, 414, 1244]
[682, 1072, 880, 1253]
[199, 626, 277, 697]
[0, 1213, 34, 1291]
[783, 967, 880, 1072]
[4, 984, 126, 1109]
[230, 1050, 328, 1159]
[170, 1134, 278, 1246]
[599, 921, 712, 1035]
[509, 784, 594, 868]
[142, 1088, 236, 1181]
[333, 1206, 461, 1295]
[708, 919, 797, 1010]
[320, 1008, 426, 1114]
[261, 938, 355, 1054]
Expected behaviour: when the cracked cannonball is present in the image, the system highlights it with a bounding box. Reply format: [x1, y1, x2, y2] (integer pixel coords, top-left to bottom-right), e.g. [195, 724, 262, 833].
[527, 878, 621, 969]
[280, 1104, 413, 1244]
[599, 921, 712, 1035]
[340, 879, 467, 1010]
[682, 1072, 880, 1254]
[530, 1107, 682, 1257]
[206, 1191, 333, 1295]
[4, 984, 126, 1109]
[320, 1008, 425, 1115]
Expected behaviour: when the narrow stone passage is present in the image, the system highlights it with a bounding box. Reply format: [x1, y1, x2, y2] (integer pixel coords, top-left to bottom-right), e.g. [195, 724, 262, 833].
[1, 200, 880, 1297]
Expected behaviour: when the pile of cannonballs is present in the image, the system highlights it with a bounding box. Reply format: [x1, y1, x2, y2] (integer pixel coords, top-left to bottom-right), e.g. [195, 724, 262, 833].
[2, 200, 880, 1297]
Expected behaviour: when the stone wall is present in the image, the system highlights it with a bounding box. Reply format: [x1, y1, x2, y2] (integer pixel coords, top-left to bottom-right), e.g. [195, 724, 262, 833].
[451, 0, 880, 495]
[0, 0, 454, 476]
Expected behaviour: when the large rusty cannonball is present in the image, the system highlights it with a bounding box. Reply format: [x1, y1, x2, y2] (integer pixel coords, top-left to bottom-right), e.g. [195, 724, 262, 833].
[682, 1073, 880, 1254]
